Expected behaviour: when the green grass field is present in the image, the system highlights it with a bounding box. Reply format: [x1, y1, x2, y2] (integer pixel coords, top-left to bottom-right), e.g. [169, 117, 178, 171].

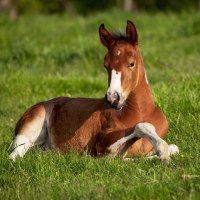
[0, 9, 200, 199]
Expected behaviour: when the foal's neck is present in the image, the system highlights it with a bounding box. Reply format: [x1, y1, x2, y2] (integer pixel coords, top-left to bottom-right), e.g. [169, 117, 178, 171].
[120, 58, 155, 127]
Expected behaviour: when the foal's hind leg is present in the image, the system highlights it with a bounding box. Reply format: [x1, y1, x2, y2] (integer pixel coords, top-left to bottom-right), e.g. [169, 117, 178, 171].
[9, 104, 47, 161]
[9, 135, 34, 161]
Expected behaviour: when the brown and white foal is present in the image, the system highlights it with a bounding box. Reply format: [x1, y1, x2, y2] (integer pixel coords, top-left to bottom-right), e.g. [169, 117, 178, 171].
[10, 20, 179, 161]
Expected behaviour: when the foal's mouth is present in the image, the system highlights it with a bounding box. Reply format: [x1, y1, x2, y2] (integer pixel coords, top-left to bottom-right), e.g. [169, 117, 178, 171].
[111, 104, 124, 111]
[105, 94, 125, 111]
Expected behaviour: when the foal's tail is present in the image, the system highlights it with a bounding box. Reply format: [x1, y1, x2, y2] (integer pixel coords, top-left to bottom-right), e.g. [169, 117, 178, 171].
[9, 103, 48, 161]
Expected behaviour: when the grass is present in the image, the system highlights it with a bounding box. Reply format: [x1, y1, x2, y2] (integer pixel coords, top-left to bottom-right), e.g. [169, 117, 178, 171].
[0, 9, 200, 199]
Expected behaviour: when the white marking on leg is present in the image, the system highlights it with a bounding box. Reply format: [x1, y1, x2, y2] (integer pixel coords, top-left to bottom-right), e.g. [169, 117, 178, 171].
[22, 114, 46, 144]
[9, 105, 48, 161]
[135, 123, 170, 161]
[107, 122, 170, 161]
[168, 144, 179, 155]
[146, 144, 179, 160]
[108, 134, 135, 155]
[9, 135, 33, 161]
[145, 155, 159, 160]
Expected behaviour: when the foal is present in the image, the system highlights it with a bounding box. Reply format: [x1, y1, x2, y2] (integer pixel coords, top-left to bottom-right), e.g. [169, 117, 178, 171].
[10, 20, 179, 161]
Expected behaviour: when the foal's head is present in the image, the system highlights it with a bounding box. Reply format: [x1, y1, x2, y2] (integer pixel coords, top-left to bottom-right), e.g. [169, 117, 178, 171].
[99, 20, 142, 110]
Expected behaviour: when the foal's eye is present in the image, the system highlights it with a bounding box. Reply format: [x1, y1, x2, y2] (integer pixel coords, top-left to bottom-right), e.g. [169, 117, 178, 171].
[128, 61, 135, 68]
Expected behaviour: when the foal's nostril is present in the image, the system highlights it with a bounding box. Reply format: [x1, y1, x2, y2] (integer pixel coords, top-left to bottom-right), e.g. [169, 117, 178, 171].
[113, 92, 120, 102]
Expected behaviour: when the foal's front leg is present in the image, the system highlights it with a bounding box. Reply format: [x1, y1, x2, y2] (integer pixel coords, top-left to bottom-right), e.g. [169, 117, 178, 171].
[107, 122, 170, 162]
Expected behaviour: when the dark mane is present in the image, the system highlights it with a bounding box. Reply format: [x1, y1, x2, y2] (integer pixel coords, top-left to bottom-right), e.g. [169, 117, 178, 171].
[111, 31, 128, 42]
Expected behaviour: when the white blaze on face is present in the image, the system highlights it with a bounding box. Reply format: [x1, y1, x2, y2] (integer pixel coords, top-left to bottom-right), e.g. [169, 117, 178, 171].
[106, 69, 126, 106]
[107, 69, 122, 98]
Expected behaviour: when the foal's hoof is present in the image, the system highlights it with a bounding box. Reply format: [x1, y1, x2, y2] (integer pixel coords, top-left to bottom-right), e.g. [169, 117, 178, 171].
[156, 141, 170, 163]
[168, 144, 179, 155]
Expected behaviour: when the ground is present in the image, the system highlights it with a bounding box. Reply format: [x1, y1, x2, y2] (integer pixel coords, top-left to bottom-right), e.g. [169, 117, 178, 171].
[0, 9, 200, 199]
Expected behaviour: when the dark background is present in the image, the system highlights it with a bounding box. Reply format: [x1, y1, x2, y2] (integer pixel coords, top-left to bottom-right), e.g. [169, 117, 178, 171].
[0, 0, 199, 19]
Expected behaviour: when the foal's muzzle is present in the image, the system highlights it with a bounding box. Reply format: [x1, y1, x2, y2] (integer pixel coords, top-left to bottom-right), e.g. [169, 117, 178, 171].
[105, 92, 122, 110]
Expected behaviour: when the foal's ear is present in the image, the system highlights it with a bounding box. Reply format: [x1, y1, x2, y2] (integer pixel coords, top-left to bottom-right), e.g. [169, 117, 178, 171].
[126, 20, 138, 45]
[99, 24, 114, 48]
